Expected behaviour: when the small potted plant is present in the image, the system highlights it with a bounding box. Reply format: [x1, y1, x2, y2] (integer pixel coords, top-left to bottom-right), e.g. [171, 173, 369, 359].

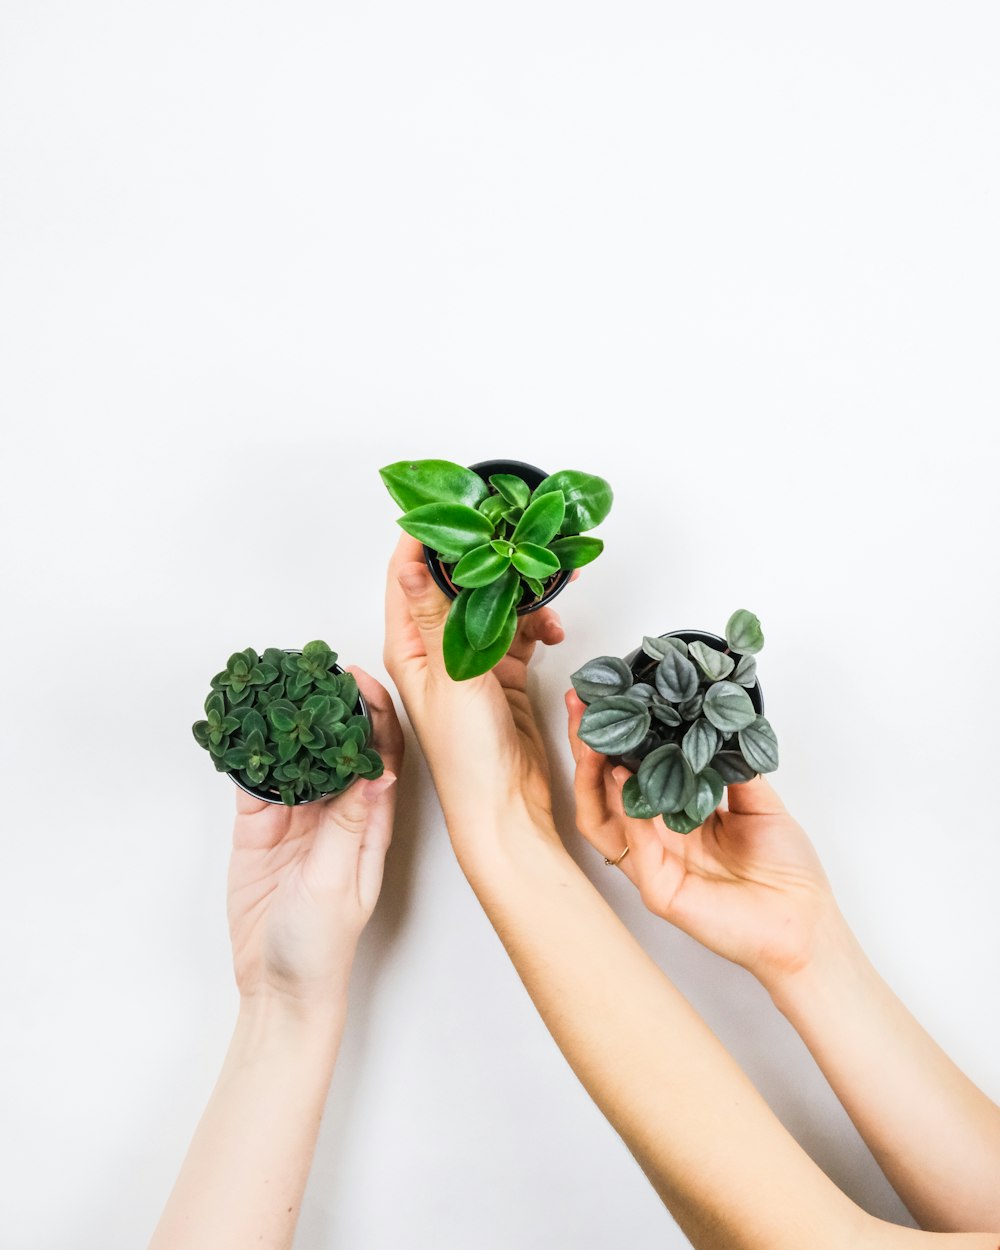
[380, 457, 614, 679]
[570, 610, 778, 833]
[192, 640, 384, 806]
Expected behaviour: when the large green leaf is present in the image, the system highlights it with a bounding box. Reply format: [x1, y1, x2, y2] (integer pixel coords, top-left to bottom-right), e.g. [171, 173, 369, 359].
[702, 681, 757, 733]
[711, 751, 757, 783]
[533, 470, 613, 535]
[511, 543, 560, 580]
[442, 589, 518, 680]
[548, 536, 604, 570]
[682, 719, 720, 773]
[637, 744, 696, 815]
[512, 491, 566, 547]
[578, 696, 651, 755]
[452, 543, 512, 588]
[466, 566, 521, 649]
[685, 766, 724, 824]
[654, 649, 699, 703]
[622, 775, 657, 819]
[725, 609, 765, 655]
[738, 715, 780, 774]
[570, 655, 633, 703]
[397, 502, 495, 559]
[380, 460, 489, 511]
[688, 641, 735, 681]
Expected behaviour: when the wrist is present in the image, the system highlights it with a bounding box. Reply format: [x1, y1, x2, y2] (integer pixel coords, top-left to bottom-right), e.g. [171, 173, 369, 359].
[236, 989, 349, 1058]
[765, 904, 873, 1024]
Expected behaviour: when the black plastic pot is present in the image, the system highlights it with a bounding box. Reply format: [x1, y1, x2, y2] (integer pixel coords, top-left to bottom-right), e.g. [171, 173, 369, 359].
[624, 629, 764, 716]
[230, 652, 371, 807]
[422, 458, 573, 614]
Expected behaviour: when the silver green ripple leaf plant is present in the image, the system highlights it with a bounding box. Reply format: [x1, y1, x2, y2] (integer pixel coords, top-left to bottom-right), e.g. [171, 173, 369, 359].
[570, 610, 779, 834]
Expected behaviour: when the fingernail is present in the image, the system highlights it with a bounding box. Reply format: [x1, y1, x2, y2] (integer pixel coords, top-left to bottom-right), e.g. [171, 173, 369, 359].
[362, 771, 397, 802]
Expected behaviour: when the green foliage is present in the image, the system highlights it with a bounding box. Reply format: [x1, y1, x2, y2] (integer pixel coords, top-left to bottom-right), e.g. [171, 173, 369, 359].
[570, 613, 779, 833]
[381, 458, 613, 680]
[192, 643, 383, 805]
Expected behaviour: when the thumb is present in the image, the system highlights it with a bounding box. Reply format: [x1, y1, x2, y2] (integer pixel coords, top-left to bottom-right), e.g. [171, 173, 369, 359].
[397, 560, 451, 659]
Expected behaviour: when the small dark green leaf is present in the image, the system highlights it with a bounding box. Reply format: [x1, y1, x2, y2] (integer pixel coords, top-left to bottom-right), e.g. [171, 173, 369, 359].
[684, 766, 724, 824]
[452, 543, 511, 588]
[548, 536, 604, 570]
[512, 491, 566, 547]
[725, 609, 765, 655]
[711, 751, 757, 784]
[688, 641, 735, 681]
[738, 715, 779, 774]
[224, 746, 252, 769]
[570, 656, 633, 703]
[511, 543, 560, 580]
[204, 690, 225, 718]
[682, 719, 720, 773]
[192, 720, 210, 748]
[532, 470, 613, 535]
[622, 775, 657, 819]
[654, 649, 699, 703]
[380, 460, 489, 511]
[578, 696, 651, 755]
[702, 681, 757, 733]
[661, 809, 702, 835]
[489, 473, 531, 508]
[637, 744, 696, 815]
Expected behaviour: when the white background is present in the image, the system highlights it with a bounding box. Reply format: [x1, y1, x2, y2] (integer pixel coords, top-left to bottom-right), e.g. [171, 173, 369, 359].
[2, 3, 999, 1247]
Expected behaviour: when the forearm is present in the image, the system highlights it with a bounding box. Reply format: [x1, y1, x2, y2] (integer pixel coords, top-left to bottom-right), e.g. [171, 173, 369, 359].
[439, 793, 870, 1249]
[148, 996, 346, 1250]
[770, 915, 1000, 1232]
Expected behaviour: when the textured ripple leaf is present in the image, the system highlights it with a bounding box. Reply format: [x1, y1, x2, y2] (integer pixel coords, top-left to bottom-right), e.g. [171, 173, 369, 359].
[622, 775, 657, 819]
[679, 691, 704, 720]
[732, 653, 757, 688]
[711, 751, 757, 783]
[702, 681, 757, 733]
[643, 635, 688, 661]
[689, 641, 735, 681]
[578, 696, 652, 755]
[380, 460, 489, 511]
[654, 649, 699, 703]
[397, 503, 494, 559]
[725, 609, 765, 655]
[570, 656, 633, 702]
[662, 809, 702, 835]
[466, 566, 521, 650]
[650, 699, 682, 727]
[682, 719, 720, 773]
[443, 589, 518, 680]
[533, 470, 613, 534]
[685, 766, 724, 824]
[637, 744, 696, 815]
[738, 715, 780, 774]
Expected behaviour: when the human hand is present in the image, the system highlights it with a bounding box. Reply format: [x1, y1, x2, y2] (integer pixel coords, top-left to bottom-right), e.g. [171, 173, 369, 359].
[384, 536, 565, 829]
[567, 691, 840, 995]
[227, 669, 403, 1015]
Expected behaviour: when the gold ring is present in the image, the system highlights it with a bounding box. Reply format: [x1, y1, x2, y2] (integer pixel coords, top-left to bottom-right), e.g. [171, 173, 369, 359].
[604, 845, 630, 867]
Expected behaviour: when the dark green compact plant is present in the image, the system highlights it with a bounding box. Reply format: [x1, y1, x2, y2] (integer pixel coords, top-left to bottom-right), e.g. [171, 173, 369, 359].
[571, 610, 778, 833]
[192, 641, 383, 806]
[381, 458, 613, 680]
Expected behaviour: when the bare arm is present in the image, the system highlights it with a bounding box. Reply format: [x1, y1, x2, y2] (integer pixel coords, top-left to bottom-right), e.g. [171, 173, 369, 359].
[384, 536, 1000, 1250]
[148, 671, 403, 1250]
[567, 693, 1000, 1232]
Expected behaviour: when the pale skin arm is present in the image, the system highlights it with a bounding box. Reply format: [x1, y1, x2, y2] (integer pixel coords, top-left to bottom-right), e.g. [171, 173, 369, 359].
[567, 693, 1000, 1233]
[148, 669, 403, 1250]
[384, 535, 1000, 1250]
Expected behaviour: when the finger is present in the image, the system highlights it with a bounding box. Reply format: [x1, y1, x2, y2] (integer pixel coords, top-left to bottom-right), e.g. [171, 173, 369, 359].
[348, 666, 405, 778]
[726, 773, 787, 816]
[395, 558, 451, 673]
[233, 787, 271, 816]
[306, 770, 399, 896]
[506, 607, 564, 667]
[384, 535, 435, 673]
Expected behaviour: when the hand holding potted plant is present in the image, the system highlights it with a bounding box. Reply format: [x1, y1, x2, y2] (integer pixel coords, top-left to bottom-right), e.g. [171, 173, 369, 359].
[570, 610, 778, 833]
[380, 457, 613, 680]
[192, 640, 384, 806]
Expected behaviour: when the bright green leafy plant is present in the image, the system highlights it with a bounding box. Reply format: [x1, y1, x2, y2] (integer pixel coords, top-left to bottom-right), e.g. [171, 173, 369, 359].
[571, 610, 778, 833]
[381, 459, 614, 680]
[192, 641, 383, 806]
